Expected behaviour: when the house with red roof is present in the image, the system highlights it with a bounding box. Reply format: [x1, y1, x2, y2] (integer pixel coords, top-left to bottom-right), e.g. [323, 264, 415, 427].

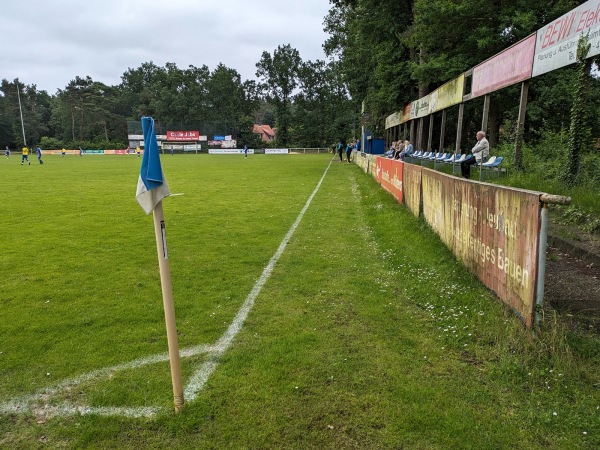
[253, 124, 276, 142]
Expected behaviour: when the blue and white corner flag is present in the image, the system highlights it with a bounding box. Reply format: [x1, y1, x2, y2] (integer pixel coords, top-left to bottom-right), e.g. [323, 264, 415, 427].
[136, 116, 170, 214]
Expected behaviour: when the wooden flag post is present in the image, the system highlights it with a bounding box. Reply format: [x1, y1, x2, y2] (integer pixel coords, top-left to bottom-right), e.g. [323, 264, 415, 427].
[152, 200, 184, 413]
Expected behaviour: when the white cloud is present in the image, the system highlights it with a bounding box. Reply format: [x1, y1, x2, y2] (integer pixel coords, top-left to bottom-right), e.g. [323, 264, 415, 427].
[0, 0, 331, 94]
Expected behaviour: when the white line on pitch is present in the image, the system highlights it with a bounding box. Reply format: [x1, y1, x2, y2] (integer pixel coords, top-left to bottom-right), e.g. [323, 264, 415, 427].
[0, 344, 213, 418]
[184, 160, 333, 401]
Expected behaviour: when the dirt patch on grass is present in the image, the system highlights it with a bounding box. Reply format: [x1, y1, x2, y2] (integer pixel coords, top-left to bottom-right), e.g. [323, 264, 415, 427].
[544, 244, 600, 332]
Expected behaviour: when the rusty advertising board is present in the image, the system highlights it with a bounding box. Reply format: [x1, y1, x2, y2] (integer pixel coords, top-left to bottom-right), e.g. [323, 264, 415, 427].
[375, 157, 403, 203]
[421, 168, 542, 326]
[471, 34, 536, 98]
[421, 170, 455, 248]
[402, 163, 422, 217]
[385, 112, 401, 130]
[354, 152, 378, 179]
[354, 152, 369, 173]
[367, 154, 378, 179]
[533, 0, 600, 77]
[429, 74, 465, 113]
[400, 103, 412, 124]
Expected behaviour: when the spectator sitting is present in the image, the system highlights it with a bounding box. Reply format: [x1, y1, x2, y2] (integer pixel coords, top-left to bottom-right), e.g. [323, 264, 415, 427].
[400, 140, 413, 160]
[394, 141, 405, 159]
[461, 131, 489, 179]
[385, 141, 397, 158]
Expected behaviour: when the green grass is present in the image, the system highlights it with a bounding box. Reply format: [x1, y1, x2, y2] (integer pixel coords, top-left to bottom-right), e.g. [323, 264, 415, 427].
[1, 154, 599, 448]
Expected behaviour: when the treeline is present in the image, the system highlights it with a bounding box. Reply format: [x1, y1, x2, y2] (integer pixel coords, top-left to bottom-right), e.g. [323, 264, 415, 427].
[0, 47, 356, 150]
[325, 0, 600, 147]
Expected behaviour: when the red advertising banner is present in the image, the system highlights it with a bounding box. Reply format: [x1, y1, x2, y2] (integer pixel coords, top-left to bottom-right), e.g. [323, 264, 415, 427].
[403, 163, 422, 218]
[376, 157, 403, 203]
[166, 130, 200, 141]
[421, 168, 542, 326]
[471, 34, 536, 98]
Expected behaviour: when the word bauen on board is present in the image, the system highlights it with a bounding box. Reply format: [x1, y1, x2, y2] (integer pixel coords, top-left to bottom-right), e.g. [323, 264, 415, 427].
[452, 228, 530, 288]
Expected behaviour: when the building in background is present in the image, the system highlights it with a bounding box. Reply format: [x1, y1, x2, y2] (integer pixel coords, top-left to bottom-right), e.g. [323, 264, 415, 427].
[253, 124, 276, 142]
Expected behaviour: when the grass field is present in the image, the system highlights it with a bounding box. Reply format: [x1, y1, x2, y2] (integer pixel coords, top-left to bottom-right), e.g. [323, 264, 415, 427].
[1, 153, 599, 448]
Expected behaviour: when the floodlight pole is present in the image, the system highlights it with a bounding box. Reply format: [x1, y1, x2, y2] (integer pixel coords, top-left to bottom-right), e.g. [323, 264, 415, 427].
[16, 81, 27, 147]
[152, 200, 184, 413]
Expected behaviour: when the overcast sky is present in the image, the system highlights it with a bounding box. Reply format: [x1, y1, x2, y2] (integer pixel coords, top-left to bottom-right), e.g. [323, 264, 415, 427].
[1, 0, 332, 94]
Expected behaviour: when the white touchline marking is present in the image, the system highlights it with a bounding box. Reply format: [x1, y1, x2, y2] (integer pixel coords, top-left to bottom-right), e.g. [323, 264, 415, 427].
[0, 160, 332, 419]
[170, 193, 185, 196]
[184, 160, 333, 401]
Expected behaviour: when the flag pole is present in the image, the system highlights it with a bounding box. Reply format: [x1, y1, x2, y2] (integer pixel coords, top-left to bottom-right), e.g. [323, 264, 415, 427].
[152, 200, 184, 413]
[16, 80, 27, 147]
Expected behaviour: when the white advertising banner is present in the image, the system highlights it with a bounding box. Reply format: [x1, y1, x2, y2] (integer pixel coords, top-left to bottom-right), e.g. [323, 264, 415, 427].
[208, 149, 255, 154]
[221, 139, 237, 149]
[410, 94, 432, 119]
[533, 0, 600, 77]
[265, 149, 289, 154]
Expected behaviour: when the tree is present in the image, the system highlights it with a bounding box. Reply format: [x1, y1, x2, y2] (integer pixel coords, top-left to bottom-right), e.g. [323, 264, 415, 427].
[256, 44, 302, 147]
[51, 76, 126, 146]
[324, 0, 414, 136]
[0, 79, 51, 147]
[564, 33, 593, 187]
[293, 59, 354, 146]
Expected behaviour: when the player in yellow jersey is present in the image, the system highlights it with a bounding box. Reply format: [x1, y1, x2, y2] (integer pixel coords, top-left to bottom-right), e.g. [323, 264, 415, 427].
[21, 147, 30, 165]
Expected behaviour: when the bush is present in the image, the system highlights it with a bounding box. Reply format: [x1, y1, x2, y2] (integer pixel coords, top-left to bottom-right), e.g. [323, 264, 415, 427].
[39, 136, 65, 149]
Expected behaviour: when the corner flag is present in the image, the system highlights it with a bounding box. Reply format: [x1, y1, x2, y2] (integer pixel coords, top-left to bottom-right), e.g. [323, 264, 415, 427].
[135, 116, 183, 413]
[136, 116, 170, 214]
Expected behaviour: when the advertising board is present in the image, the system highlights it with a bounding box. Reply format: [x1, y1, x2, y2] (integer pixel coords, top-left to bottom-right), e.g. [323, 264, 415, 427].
[472, 34, 536, 98]
[421, 168, 541, 326]
[533, 0, 600, 77]
[166, 130, 200, 141]
[400, 103, 411, 124]
[429, 74, 465, 113]
[402, 163, 422, 217]
[375, 157, 403, 203]
[208, 149, 255, 155]
[265, 149, 289, 154]
[385, 112, 401, 130]
[410, 94, 432, 120]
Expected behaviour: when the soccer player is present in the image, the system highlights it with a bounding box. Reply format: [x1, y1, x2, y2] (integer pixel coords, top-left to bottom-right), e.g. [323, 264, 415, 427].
[79, 147, 83, 157]
[136, 146, 141, 157]
[5, 146, 9, 158]
[21, 147, 30, 165]
[244, 145, 248, 158]
[36, 146, 44, 164]
[61, 148, 66, 157]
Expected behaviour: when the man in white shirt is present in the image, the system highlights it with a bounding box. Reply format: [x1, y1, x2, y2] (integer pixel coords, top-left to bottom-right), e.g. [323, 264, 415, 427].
[461, 131, 489, 179]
